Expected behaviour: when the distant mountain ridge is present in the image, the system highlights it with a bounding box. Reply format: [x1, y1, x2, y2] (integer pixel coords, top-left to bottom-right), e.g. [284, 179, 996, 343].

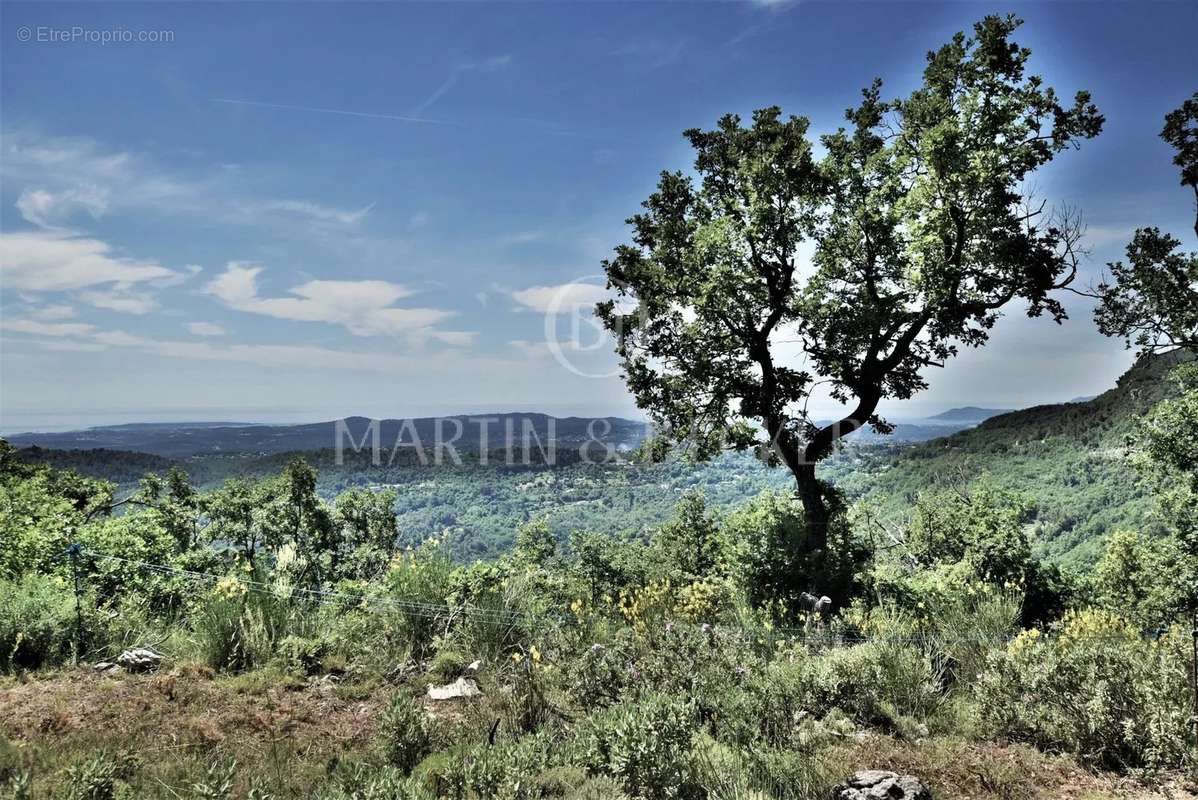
[928, 406, 1013, 422]
[4, 413, 652, 458]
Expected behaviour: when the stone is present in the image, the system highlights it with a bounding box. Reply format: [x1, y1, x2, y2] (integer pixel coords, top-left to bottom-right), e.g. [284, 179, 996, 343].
[92, 661, 119, 674]
[466, 659, 482, 673]
[828, 770, 933, 800]
[427, 676, 481, 701]
[115, 648, 164, 672]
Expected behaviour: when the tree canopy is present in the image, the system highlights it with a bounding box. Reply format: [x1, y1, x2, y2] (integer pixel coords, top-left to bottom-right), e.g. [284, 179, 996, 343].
[598, 15, 1102, 550]
[1094, 92, 1198, 356]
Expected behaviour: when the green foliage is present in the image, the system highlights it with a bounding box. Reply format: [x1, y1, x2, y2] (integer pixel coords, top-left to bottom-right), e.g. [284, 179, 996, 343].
[513, 518, 557, 568]
[649, 491, 730, 583]
[597, 14, 1101, 560]
[60, 754, 117, 800]
[847, 350, 1198, 565]
[190, 759, 236, 800]
[577, 693, 700, 799]
[724, 491, 867, 617]
[977, 609, 1193, 771]
[377, 694, 433, 774]
[193, 576, 310, 672]
[0, 443, 111, 580]
[0, 573, 81, 671]
[1090, 530, 1194, 627]
[1095, 228, 1198, 354]
[1135, 367, 1198, 556]
[76, 512, 177, 608]
[1162, 90, 1198, 203]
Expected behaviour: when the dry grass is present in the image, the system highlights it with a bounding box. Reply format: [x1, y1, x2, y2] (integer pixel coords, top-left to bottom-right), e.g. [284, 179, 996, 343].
[833, 734, 1198, 800]
[2, 667, 1194, 799]
[0, 665, 389, 797]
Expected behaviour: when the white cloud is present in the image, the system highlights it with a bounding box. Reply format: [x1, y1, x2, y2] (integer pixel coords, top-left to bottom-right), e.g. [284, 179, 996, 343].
[0, 319, 96, 337]
[256, 200, 375, 225]
[186, 321, 226, 337]
[92, 330, 151, 347]
[1, 314, 416, 372]
[78, 288, 159, 315]
[203, 262, 460, 339]
[509, 338, 586, 358]
[28, 304, 78, 320]
[16, 185, 110, 229]
[0, 230, 178, 292]
[29, 339, 109, 353]
[510, 282, 609, 314]
[423, 330, 478, 347]
[612, 37, 687, 68]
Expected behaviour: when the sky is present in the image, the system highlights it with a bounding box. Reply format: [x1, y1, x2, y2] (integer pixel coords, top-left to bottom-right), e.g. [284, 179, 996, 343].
[0, 0, 1195, 432]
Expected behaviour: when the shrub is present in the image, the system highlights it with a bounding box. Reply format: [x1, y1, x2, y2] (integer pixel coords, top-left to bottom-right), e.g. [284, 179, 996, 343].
[691, 736, 823, 800]
[60, 754, 117, 800]
[570, 638, 630, 708]
[192, 578, 307, 672]
[462, 735, 558, 800]
[724, 491, 868, 618]
[976, 609, 1193, 771]
[814, 639, 944, 725]
[377, 693, 433, 774]
[0, 573, 83, 671]
[576, 693, 700, 799]
[275, 634, 333, 676]
[190, 759, 236, 800]
[426, 648, 467, 682]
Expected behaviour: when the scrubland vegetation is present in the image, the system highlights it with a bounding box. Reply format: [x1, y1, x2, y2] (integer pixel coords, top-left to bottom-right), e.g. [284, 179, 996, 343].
[1, 432, 1195, 798]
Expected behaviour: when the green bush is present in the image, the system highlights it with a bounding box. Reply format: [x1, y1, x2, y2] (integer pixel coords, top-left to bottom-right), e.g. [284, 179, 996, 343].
[0, 573, 82, 671]
[59, 754, 117, 800]
[191, 577, 309, 672]
[462, 735, 558, 800]
[377, 693, 433, 774]
[275, 634, 334, 676]
[691, 736, 823, 800]
[576, 693, 700, 799]
[977, 609, 1193, 771]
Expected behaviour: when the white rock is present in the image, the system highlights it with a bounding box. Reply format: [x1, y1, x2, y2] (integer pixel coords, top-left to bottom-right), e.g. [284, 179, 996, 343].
[427, 677, 481, 701]
[115, 648, 163, 672]
[829, 770, 933, 800]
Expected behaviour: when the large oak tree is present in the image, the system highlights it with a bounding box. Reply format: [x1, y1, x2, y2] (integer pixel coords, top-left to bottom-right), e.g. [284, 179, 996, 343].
[597, 16, 1102, 553]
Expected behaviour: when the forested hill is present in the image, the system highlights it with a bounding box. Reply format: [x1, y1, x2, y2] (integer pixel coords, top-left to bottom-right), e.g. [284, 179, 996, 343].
[843, 348, 1195, 566]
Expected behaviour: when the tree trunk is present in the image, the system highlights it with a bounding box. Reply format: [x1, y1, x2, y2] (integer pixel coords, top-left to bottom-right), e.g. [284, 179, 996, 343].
[794, 463, 829, 552]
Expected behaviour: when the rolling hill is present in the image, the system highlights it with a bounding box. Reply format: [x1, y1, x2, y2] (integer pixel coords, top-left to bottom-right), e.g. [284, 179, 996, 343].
[842, 349, 1194, 565]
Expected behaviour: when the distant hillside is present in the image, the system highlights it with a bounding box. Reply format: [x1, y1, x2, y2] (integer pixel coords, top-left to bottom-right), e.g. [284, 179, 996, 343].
[15, 447, 177, 486]
[844, 349, 1194, 565]
[928, 406, 1012, 422]
[4, 413, 652, 458]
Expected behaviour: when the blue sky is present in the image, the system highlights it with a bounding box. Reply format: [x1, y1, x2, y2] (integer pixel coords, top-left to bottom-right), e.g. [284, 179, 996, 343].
[1, 0, 1195, 431]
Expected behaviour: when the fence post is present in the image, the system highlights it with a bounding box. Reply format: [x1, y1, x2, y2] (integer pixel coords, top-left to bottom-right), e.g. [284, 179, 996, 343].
[67, 543, 83, 664]
[1191, 610, 1198, 764]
